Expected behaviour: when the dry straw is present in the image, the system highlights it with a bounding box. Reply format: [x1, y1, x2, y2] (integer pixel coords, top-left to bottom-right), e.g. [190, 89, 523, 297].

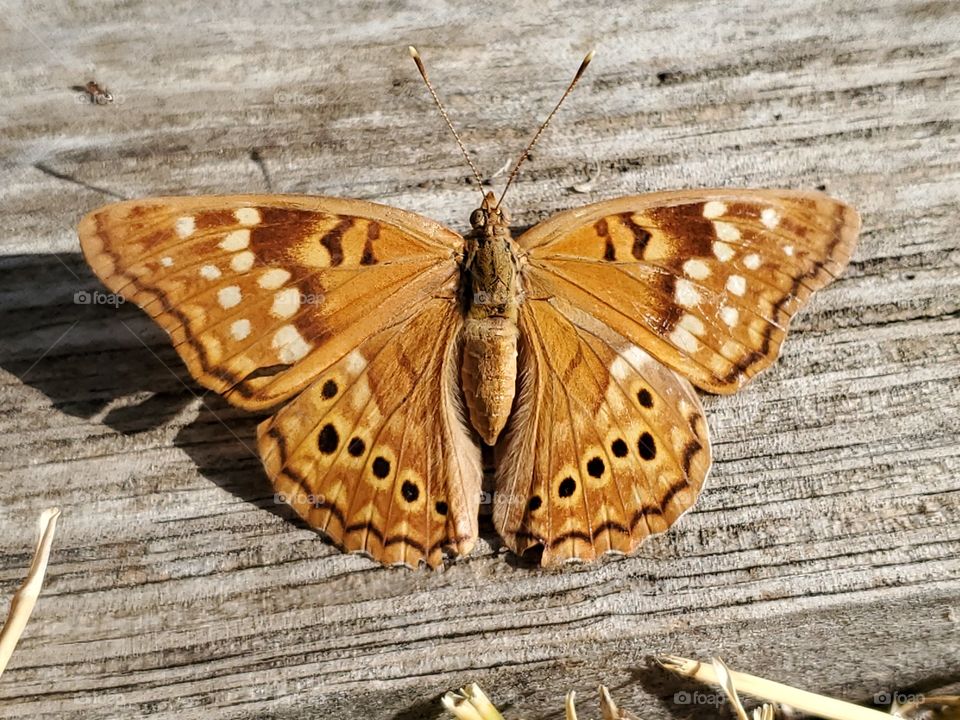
[443, 683, 636, 720]
[442, 655, 959, 719]
[0, 507, 61, 678]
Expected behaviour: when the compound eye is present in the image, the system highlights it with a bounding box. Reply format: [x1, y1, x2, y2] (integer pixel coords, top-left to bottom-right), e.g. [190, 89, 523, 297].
[470, 209, 487, 228]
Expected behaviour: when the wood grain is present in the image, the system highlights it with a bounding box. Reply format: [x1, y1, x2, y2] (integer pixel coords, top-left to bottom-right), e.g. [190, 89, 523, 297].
[1, 0, 958, 718]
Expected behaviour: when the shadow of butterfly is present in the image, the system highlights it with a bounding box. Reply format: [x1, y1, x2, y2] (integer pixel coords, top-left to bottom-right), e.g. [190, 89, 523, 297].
[78, 48, 860, 569]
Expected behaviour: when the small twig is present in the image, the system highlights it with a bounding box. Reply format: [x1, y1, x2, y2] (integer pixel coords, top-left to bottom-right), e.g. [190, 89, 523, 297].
[0, 508, 61, 677]
[657, 655, 892, 720]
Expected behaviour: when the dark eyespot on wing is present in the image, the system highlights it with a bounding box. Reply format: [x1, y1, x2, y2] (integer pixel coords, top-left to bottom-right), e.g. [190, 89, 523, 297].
[558, 476, 576, 497]
[322, 379, 338, 398]
[637, 432, 656, 460]
[318, 423, 339, 454]
[372, 456, 391, 479]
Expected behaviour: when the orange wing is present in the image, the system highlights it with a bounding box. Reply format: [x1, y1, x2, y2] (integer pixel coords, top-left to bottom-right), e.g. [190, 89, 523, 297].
[495, 296, 710, 565]
[79, 194, 461, 410]
[258, 298, 481, 568]
[79, 195, 482, 568]
[518, 189, 860, 393]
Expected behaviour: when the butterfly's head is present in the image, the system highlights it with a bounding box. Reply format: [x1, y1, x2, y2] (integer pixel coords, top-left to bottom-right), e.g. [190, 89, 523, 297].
[470, 191, 511, 232]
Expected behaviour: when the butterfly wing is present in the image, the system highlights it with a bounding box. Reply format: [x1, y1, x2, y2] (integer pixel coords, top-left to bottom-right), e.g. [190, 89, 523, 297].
[259, 297, 481, 568]
[79, 195, 461, 409]
[517, 189, 860, 393]
[79, 195, 482, 568]
[496, 189, 859, 564]
[495, 296, 710, 565]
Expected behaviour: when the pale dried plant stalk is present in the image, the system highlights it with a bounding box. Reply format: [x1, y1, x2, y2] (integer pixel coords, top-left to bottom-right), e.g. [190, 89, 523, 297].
[658, 654, 892, 720]
[753, 704, 776, 720]
[442, 683, 507, 720]
[713, 656, 751, 720]
[0, 508, 61, 677]
[444, 684, 638, 720]
[565, 690, 579, 720]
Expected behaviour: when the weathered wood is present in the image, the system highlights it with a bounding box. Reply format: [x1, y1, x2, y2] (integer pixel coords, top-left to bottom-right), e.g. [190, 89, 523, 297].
[1, 1, 958, 718]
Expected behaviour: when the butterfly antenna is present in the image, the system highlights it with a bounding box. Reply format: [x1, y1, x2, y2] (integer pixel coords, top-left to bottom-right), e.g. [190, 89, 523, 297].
[409, 46, 486, 197]
[496, 49, 595, 209]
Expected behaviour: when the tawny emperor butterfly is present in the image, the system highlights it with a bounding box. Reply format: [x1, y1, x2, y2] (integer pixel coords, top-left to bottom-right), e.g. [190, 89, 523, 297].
[78, 48, 860, 568]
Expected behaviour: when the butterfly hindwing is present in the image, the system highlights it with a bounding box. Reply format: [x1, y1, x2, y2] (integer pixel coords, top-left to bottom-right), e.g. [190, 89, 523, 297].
[519, 189, 860, 393]
[258, 298, 482, 568]
[79, 195, 461, 410]
[495, 296, 711, 565]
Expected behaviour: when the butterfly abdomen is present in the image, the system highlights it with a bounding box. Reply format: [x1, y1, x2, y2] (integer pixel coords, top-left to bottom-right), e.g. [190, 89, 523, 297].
[460, 208, 521, 446]
[461, 316, 519, 446]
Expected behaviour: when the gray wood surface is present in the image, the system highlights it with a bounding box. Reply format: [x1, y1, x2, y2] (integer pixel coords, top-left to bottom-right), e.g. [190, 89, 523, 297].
[1, 1, 959, 718]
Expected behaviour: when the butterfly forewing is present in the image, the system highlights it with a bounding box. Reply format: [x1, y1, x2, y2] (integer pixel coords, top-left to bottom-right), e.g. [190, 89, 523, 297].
[495, 296, 710, 565]
[79, 195, 461, 410]
[519, 190, 860, 393]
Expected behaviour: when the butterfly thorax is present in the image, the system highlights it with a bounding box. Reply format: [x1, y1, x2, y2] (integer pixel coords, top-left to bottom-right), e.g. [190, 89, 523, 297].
[460, 192, 521, 446]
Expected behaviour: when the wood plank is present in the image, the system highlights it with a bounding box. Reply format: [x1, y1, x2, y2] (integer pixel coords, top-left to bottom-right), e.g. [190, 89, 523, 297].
[1, 1, 958, 717]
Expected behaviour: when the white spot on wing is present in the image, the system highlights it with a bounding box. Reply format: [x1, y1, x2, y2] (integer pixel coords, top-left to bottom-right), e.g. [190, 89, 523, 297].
[720, 305, 739, 327]
[350, 377, 372, 411]
[675, 278, 701, 307]
[160, 256, 174, 267]
[200, 264, 221, 280]
[258, 268, 291, 289]
[622, 345, 648, 369]
[218, 285, 242, 308]
[683, 258, 711, 280]
[272, 325, 312, 363]
[235, 207, 261, 226]
[679, 313, 705, 336]
[744, 253, 761, 269]
[230, 318, 251, 341]
[761, 207, 780, 229]
[669, 325, 700, 353]
[231, 251, 255, 272]
[721, 340, 741, 357]
[784, 245, 794, 256]
[713, 241, 735, 262]
[703, 201, 726, 219]
[271, 287, 301, 318]
[726, 274, 746, 296]
[610, 356, 629, 381]
[346, 350, 367, 374]
[220, 229, 251, 251]
[175, 216, 195, 238]
[713, 221, 740, 242]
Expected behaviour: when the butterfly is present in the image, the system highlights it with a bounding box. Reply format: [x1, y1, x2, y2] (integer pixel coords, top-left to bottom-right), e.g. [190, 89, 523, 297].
[77, 48, 860, 568]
